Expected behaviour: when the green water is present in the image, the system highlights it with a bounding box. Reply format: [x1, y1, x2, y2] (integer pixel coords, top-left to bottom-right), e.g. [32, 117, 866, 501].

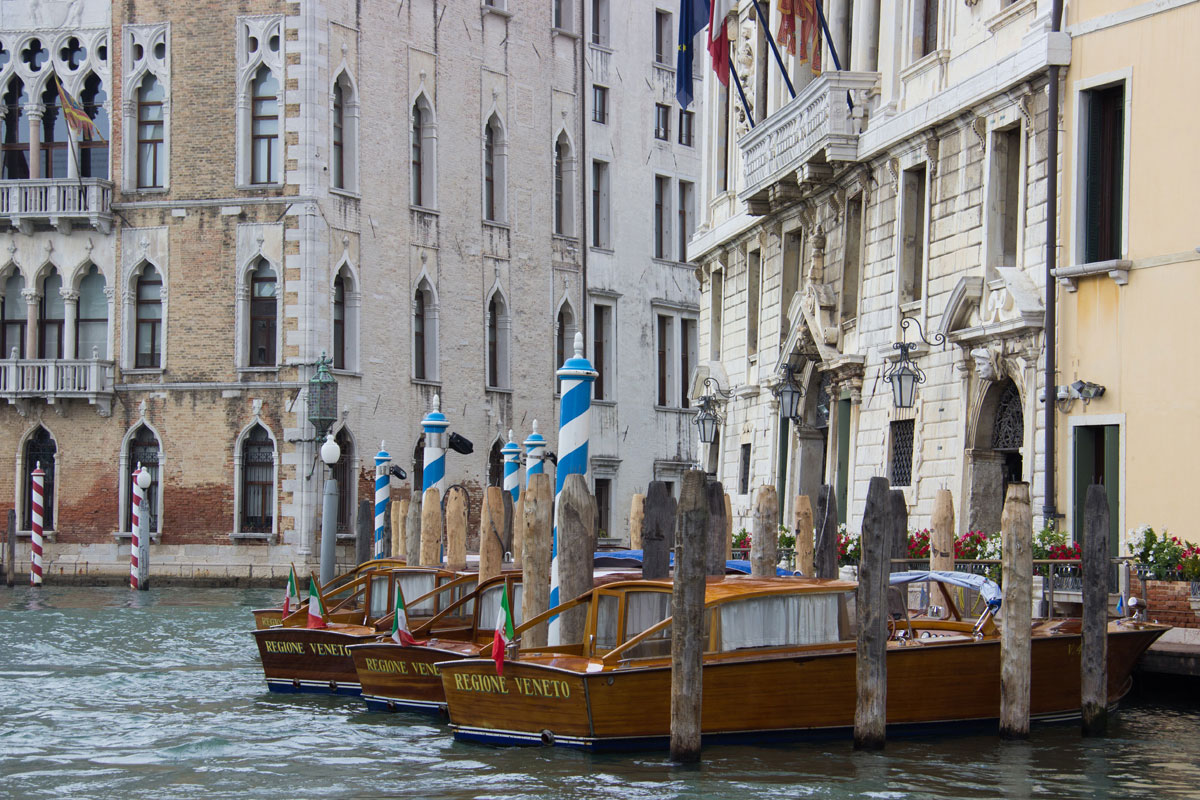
[1, 586, 1198, 799]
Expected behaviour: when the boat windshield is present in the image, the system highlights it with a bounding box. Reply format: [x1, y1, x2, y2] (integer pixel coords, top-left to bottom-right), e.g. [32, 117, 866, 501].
[717, 591, 849, 651]
[477, 583, 523, 630]
[595, 594, 619, 650]
[396, 572, 438, 615]
[368, 574, 390, 619]
[624, 591, 672, 641]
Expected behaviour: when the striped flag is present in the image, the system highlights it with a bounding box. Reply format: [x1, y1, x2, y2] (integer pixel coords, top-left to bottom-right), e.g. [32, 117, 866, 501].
[391, 589, 424, 646]
[492, 585, 516, 676]
[53, 73, 100, 140]
[306, 580, 327, 629]
[708, 0, 735, 85]
[282, 566, 301, 616]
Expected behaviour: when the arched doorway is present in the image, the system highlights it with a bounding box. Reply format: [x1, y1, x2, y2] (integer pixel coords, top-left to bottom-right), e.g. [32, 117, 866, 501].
[487, 439, 503, 487]
[967, 378, 1023, 534]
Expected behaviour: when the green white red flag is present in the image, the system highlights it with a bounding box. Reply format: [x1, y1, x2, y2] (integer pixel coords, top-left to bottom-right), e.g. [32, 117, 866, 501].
[391, 589, 424, 645]
[492, 585, 516, 675]
[306, 580, 327, 629]
[282, 567, 301, 616]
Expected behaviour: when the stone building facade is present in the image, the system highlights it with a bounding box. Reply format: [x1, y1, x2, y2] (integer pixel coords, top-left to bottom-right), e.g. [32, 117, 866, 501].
[690, 0, 1067, 537]
[0, 0, 585, 578]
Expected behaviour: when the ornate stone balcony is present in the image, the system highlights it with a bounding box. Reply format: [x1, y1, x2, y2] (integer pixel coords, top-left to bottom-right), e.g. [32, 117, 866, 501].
[0, 178, 114, 235]
[0, 357, 116, 416]
[738, 72, 878, 215]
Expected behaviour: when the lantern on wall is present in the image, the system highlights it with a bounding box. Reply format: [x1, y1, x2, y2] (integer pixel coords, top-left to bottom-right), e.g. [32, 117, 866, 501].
[773, 362, 806, 422]
[307, 354, 338, 441]
[883, 318, 945, 410]
[691, 377, 733, 445]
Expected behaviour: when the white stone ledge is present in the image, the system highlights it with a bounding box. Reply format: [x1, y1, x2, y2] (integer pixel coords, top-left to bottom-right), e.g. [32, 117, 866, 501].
[1053, 260, 1132, 291]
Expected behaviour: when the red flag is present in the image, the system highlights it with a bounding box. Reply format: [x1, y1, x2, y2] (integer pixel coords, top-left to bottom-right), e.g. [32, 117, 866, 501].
[53, 73, 101, 140]
[778, 0, 797, 55]
[798, 0, 822, 74]
[708, 0, 734, 85]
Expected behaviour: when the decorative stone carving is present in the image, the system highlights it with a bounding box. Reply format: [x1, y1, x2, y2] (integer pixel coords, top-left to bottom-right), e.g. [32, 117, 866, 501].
[970, 346, 1002, 382]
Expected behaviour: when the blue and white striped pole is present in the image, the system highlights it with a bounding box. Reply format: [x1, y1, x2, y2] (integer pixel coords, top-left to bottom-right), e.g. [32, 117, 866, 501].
[523, 420, 546, 487]
[374, 442, 390, 560]
[550, 332, 597, 645]
[421, 394, 449, 495]
[501, 429, 521, 505]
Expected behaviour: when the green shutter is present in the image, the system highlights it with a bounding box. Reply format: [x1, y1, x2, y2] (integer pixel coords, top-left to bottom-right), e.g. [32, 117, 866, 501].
[836, 398, 851, 526]
[1104, 425, 1120, 557]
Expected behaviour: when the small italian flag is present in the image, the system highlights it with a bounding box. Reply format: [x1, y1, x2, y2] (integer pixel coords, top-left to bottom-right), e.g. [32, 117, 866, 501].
[306, 580, 327, 629]
[391, 590, 424, 646]
[492, 585, 516, 676]
[282, 567, 301, 616]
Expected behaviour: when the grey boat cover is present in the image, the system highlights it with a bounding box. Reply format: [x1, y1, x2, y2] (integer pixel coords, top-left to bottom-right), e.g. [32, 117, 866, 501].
[888, 570, 1002, 609]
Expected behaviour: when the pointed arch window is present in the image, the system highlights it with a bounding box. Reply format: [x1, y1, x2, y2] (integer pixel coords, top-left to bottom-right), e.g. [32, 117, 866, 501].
[80, 74, 109, 178]
[486, 291, 510, 389]
[249, 260, 277, 367]
[333, 82, 344, 189]
[483, 115, 507, 222]
[554, 133, 575, 236]
[241, 425, 275, 533]
[250, 66, 279, 184]
[556, 302, 576, 372]
[135, 265, 162, 368]
[331, 73, 358, 192]
[333, 427, 354, 534]
[488, 439, 503, 487]
[40, 84, 69, 178]
[137, 74, 165, 189]
[413, 280, 438, 381]
[1, 79, 29, 180]
[412, 105, 424, 206]
[38, 269, 64, 359]
[24, 427, 56, 530]
[3, 273, 26, 359]
[333, 273, 346, 370]
[76, 266, 107, 359]
[126, 426, 160, 533]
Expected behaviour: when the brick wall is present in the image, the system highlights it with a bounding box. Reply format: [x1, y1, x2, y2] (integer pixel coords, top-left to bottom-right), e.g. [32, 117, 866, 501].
[1143, 580, 1200, 629]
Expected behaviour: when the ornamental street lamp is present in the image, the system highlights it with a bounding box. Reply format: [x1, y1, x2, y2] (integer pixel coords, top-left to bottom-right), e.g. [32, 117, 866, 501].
[692, 377, 733, 445]
[318, 430, 341, 584]
[883, 318, 945, 410]
[773, 362, 806, 422]
[307, 354, 338, 443]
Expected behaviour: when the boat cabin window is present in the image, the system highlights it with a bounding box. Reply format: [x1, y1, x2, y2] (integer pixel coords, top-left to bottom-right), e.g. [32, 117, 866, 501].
[368, 574, 391, 619]
[594, 594, 619, 651]
[717, 592, 847, 651]
[477, 583, 523, 630]
[396, 572, 438, 615]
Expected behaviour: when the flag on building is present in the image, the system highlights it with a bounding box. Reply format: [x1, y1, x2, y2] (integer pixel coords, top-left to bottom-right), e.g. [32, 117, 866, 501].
[797, 0, 822, 74]
[53, 72, 100, 140]
[306, 580, 327, 629]
[778, 0, 797, 54]
[391, 589, 424, 646]
[282, 566, 301, 616]
[492, 585, 516, 676]
[676, 0, 710, 109]
[708, 0, 735, 85]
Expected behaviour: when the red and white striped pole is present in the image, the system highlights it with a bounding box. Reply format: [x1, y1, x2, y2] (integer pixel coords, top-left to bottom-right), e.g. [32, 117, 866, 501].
[30, 462, 44, 586]
[130, 464, 144, 590]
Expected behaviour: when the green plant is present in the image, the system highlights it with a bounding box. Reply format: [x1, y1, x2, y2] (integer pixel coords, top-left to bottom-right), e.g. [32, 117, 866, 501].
[733, 528, 751, 549]
[837, 525, 859, 567]
[1128, 525, 1197, 580]
[778, 523, 795, 550]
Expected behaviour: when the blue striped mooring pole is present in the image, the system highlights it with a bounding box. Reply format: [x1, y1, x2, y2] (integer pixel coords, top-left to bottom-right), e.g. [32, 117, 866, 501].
[374, 443, 390, 560]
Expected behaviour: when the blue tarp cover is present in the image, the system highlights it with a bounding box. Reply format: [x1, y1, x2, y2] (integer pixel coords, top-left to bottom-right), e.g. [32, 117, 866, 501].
[888, 570, 1003, 608]
[594, 550, 799, 577]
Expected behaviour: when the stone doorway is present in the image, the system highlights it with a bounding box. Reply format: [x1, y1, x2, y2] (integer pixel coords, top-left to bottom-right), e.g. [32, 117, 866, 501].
[966, 379, 1024, 534]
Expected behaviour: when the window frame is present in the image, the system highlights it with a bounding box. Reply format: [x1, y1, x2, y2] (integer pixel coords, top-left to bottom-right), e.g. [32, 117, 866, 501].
[592, 84, 608, 124]
[248, 261, 278, 368]
[249, 65, 280, 185]
[654, 103, 671, 141]
[678, 109, 694, 147]
[135, 266, 163, 369]
[592, 159, 611, 248]
[238, 424, 276, 535]
[136, 75, 165, 190]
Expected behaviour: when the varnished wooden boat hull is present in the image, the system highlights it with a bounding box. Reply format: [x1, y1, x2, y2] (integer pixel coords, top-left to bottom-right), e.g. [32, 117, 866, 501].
[349, 642, 470, 713]
[252, 609, 286, 629]
[252, 627, 380, 695]
[441, 625, 1166, 750]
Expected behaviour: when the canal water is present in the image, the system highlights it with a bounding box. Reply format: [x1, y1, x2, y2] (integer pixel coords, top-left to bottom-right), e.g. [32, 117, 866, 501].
[2, 586, 1199, 800]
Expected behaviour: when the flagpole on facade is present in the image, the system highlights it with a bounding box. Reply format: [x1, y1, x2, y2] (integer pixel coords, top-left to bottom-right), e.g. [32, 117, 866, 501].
[813, 0, 843, 71]
[729, 51, 756, 129]
[749, 0, 796, 100]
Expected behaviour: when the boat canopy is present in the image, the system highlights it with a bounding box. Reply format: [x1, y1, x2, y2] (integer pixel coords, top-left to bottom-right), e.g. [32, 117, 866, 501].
[888, 570, 1002, 609]
[593, 550, 799, 577]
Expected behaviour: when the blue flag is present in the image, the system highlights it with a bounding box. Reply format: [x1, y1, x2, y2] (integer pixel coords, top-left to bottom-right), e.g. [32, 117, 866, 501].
[676, 0, 710, 109]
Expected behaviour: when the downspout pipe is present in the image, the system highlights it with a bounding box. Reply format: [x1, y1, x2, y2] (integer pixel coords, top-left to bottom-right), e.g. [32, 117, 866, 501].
[1044, 0, 1064, 529]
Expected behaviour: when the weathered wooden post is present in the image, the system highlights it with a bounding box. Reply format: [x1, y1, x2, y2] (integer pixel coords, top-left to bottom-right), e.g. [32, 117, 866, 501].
[392, 497, 407, 561]
[930, 489, 955, 572]
[445, 485, 469, 572]
[705, 480, 727, 576]
[419, 487, 442, 567]
[670, 469, 709, 762]
[629, 493, 645, 549]
[642, 481, 677, 580]
[889, 490, 909, 572]
[1081, 484, 1110, 736]
[479, 487, 505, 582]
[794, 494, 814, 576]
[814, 484, 839, 579]
[405, 494, 422, 565]
[855, 476, 892, 750]
[356, 499, 372, 566]
[522, 473, 553, 648]
[1000, 482, 1032, 739]
[751, 485, 779, 577]
[557, 474, 596, 643]
[724, 493, 732, 560]
[5, 508, 14, 587]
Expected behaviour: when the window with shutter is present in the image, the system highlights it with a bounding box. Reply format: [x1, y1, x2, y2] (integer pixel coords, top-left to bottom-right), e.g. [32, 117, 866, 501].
[1084, 85, 1124, 264]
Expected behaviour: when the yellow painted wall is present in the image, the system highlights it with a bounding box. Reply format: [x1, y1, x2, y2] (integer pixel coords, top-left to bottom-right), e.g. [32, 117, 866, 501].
[1058, 1, 1200, 544]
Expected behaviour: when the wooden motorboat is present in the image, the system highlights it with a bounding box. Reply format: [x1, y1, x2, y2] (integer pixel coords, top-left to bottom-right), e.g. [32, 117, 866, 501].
[437, 573, 1169, 750]
[251, 558, 407, 629]
[349, 573, 523, 713]
[252, 566, 477, 695]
